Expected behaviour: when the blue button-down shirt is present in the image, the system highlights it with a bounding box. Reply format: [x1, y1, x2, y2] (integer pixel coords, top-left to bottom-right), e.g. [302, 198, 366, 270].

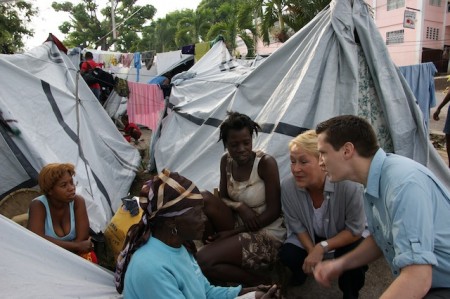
[364, 148, 450, 287]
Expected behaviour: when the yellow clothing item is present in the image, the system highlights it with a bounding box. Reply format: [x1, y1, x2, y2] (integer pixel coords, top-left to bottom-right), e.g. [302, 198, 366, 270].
[195, 42, 211, 62]
[104, 205, 143, 263]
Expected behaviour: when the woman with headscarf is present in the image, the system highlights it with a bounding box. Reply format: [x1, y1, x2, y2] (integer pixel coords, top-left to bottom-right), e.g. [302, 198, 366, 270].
[114, 169, 279, 299]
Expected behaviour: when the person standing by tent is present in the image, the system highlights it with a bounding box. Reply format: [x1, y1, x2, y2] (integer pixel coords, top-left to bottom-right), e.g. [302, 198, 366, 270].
[27, 163, 97, 263]
[80, 51, 101, 100]
[114, 169, 280, 299]
[278, 130, 367, 298]
[313, 115, 450, 298]
[433, 89, 450, 167]
[197, 111, 286, 286]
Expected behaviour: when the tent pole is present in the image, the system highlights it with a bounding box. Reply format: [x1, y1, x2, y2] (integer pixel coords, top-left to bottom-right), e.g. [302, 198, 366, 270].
[76, 71, 81, 137]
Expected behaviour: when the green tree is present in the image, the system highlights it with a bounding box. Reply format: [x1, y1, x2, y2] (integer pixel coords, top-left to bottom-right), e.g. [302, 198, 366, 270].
[197, 0, 256, 57]
[141, 16, 177, 53]
[284, 0, 329, 31]
[0, 1, 37, 54]
[174, 9, 210, 48]
[255, 0, 329, 44]
[52, 0, 156, 51]
[140, 9, 209, 53]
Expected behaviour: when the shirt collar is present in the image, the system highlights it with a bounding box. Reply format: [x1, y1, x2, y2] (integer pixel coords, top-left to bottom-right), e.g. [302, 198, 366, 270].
[365, 148, 386, 199]
[323, 176, 335, 193]
[294, 175, 335, 194]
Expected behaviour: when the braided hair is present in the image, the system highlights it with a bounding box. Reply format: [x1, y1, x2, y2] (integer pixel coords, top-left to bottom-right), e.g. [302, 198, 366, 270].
[218, 111, 261, 148]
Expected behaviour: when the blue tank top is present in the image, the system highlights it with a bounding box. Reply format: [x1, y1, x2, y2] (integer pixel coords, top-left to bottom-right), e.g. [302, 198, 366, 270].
[35, 195, 76, 241]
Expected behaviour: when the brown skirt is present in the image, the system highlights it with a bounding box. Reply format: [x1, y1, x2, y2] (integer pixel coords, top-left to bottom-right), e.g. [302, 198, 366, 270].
[238, 231, 281, 270]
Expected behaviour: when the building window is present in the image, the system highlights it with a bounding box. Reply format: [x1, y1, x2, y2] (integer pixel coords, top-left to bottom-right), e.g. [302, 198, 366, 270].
[387, 0, 405, 10]
[447, 1, 450, 12]
[426, 27, 439, 40]
[430, 0, 442, 6]
[386, 30, 404, 45]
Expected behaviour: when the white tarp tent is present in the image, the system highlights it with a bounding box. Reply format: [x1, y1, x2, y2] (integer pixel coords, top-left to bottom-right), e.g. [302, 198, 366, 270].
[153, 0, 450, 192]
[149, 40, 254, 173]
[0, 215, 120, 298]
[0, 41, 141, 232]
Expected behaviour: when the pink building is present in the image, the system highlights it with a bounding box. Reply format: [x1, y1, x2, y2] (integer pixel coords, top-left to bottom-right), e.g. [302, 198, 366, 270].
[367, 0, 449, 72]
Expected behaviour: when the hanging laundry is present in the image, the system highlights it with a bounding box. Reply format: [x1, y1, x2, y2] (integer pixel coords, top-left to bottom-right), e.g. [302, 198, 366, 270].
[194, 42, 210, 62]
[114, 77, 130, 97]
[141, 52, 155, 70]
[127, 82, 165, 131]
[399, 62, 437, 131]
[121, 54, 133, 68]
[134, 52, 141, 82]
[182, 44, 195, 55]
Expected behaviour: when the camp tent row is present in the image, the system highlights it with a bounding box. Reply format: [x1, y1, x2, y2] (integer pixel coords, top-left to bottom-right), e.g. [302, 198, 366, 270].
[0, 40, 141, 232]
[153, 0, 450, 193]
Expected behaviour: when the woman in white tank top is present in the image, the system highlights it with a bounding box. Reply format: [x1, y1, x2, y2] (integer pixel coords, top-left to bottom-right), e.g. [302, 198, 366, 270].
[197, 112, 286, 287]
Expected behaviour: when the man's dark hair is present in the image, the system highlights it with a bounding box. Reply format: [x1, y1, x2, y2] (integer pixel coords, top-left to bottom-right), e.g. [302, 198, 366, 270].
[219, 111, 261, 148]
[315, 115, 379, 158]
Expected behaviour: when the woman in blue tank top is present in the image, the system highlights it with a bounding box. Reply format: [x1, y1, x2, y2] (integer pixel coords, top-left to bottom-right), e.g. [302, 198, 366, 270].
[27, 163, 93, 256]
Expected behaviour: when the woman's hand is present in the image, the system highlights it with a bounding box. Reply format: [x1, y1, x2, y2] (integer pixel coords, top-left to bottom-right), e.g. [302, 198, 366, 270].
[78, 237, 94, 253]
[236, 204, 260, 231]
[302, 245, 325, 274]
[256, 285, 280, 299]
[205, 229, 239, 243]
[240, 285, 280, 299]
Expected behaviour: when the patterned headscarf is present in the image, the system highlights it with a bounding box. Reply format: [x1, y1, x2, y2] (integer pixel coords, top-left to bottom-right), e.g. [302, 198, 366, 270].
[114, 169, 203, 294]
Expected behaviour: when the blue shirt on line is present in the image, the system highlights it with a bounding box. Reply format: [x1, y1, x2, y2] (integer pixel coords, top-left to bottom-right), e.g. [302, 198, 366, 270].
[364, 148, 450, 288]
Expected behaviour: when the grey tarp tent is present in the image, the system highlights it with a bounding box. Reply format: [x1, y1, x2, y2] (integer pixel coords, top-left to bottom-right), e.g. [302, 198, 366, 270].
[0, 41, 141, 232]
[0, 215, 120, 298]
[153, 0, 450, 192]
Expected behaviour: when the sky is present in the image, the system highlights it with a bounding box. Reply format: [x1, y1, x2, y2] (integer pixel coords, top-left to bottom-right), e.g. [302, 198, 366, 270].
[23, 0, 202, 50]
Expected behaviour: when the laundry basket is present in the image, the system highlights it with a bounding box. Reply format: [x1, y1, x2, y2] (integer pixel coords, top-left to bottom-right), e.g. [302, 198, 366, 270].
[0, 188, 41, 227]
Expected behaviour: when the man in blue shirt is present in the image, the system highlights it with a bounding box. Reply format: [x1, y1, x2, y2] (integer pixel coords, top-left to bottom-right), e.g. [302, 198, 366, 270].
[313, 115, 450, 298]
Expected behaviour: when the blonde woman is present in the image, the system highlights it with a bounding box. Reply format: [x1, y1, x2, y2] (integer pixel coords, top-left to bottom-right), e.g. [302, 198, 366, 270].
[278, 130, 367, 299]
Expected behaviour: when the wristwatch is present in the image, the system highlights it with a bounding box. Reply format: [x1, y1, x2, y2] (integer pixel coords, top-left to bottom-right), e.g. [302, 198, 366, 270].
[319, 241, 329, 253]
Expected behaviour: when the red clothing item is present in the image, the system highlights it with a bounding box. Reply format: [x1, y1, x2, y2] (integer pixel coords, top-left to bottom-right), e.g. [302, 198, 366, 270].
[81, 59, 101, 89]
[123, 123, 141, 142]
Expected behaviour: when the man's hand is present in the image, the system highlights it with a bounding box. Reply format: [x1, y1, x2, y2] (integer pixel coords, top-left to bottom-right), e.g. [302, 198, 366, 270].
[433, 109, 441, 121]
[313, 259, 344, 287]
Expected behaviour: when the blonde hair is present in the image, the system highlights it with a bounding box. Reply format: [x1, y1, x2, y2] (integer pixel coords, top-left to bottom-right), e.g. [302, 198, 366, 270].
[289, 130, 319, 158]
[38, 163, 76, 195]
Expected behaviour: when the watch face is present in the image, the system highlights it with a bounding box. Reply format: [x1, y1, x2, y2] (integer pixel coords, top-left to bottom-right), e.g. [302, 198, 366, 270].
[320, 241, 329, 252]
